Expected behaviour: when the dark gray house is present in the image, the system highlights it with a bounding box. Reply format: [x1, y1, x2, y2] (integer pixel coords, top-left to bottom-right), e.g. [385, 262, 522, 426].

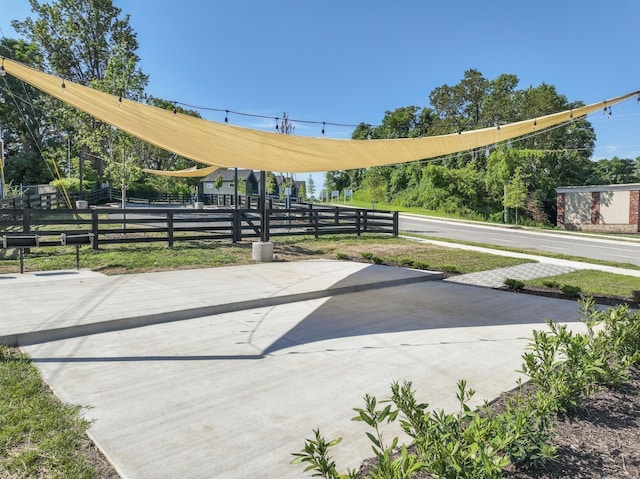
[202, 169, 258, 196]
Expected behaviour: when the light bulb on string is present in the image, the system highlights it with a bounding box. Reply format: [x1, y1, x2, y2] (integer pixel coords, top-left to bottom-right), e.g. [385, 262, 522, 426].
[224, 110, 228, 123]
[172, 102, 177, 115]
[61, 79, 66, 89]
[275, 118, 279, 132]
[0, 65, 5, 77]
[321, 122, 325, 136]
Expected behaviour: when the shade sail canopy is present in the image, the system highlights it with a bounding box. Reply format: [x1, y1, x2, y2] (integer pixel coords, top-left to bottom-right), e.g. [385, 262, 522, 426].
[4, 58, 638, 172]
[142, 165, 220, 177]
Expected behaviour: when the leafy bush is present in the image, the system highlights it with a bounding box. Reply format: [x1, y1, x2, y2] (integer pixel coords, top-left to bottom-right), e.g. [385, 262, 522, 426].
[411, 260, 430, 270]
[520, 299, 639, 412]
[560, 284, 582, 298]
[440, 264, 460, 274]
[541, 280, 560, 289]
[371, 256, 384, 265]
[397, 258, 414, 267]
[504, 278, 525, 290]
[498, 385, 557, 469]
[336, 252, 349, 260]
[361, 252, 374, 260]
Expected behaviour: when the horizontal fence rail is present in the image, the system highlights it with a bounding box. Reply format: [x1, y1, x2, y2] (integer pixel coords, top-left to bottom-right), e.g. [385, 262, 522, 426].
[0, 205, 398, 249]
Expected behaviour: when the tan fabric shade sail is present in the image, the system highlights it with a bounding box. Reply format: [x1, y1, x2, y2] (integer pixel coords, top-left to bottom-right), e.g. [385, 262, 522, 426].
[4, 58, 639, 173]
[142, 165, 220, 177]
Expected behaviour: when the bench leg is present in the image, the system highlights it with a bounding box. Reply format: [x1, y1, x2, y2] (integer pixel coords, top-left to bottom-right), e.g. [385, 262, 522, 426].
[19, 248, 24, 274]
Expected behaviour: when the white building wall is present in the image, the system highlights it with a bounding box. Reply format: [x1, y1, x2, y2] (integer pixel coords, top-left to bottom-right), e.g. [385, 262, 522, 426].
[600, 190, 629, 224]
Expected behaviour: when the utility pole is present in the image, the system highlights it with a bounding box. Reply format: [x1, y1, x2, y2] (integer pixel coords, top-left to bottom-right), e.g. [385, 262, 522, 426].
[0, 127, 5, 200]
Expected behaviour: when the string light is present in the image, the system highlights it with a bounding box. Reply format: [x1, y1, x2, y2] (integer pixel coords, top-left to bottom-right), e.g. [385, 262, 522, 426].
[172, 101, 177, 115]
[61, 79, 66, 89]
[224, 109, 228, 123]
[275, 117, 279, 132]
[321, 121, 325, 136]
[0, 63, 5, 77]
[533, 119, 537, 128]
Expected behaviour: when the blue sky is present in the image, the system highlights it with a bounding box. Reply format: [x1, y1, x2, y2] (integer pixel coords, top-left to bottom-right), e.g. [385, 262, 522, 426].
[2, 0, 640, 190]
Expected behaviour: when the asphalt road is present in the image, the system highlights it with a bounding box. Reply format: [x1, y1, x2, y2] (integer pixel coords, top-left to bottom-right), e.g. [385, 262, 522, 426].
[399, 214, 640, 267]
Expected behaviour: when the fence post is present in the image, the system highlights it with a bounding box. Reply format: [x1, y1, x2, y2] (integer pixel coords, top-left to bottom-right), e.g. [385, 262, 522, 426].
[334, 207, 339, 225]
[232, 210, 239, 243]
[22, 208, 31, 234]
[392, 211, 399, 237]
[167, 211, 174, 247]
[91, 209, 99, 250]
[356, 210, 361, 237]
[362, 210, 368, 232]
[313, 210, 319, 239]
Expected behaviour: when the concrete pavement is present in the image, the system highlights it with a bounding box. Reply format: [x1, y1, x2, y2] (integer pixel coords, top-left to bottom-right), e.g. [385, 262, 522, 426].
[1, 259, 594, 478]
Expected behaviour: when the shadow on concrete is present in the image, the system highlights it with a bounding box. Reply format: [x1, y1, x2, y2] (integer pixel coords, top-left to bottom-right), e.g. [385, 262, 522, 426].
[23, 271, 583, 364]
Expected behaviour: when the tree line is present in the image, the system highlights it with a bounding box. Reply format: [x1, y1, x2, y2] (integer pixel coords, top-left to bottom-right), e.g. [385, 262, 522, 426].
[325, 70, 640, 224]
[0, 0, 203, 198]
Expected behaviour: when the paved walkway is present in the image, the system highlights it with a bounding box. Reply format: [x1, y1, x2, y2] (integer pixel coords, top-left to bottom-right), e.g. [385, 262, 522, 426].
[1, 256, 606, 479]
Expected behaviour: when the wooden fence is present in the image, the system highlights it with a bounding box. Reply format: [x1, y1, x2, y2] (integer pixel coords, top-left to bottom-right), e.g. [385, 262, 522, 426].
[0, 205, 398, 249]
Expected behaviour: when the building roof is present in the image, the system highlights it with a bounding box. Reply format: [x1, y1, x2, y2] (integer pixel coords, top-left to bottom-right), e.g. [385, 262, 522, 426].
[556, 183, 640, 193]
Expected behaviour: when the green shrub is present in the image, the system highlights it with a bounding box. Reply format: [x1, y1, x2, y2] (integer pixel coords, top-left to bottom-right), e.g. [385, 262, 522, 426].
[371, 256, 384, 265]
[336, 252, 349, 260]
[360, 252, 374, 260]
[560, 284, 581, 298]
[504, 278, 525, 290]
[498, 383, 557, 469]
[412, 260, 430, 270]
[397, 258, 414, 267]
[632, 290, 640, 303]
[440, 264, 460, 274]
[541, 280, 560, 289]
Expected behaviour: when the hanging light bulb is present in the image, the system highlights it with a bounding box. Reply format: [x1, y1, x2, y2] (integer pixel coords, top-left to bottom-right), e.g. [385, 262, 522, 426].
[172, 101, 177, 115]
[275, 117, 279, 132]
[607, 107, 612, 118]
[225, 110, 229, 123]
[0, 64, 5, 77]
[321, 121, 325, 136]
[533, 119, 537, 128]
[61, 79, 66, 89]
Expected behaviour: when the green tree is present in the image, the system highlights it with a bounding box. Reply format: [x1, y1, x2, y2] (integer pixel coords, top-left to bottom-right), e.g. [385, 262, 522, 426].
[214, 175, 223, 205]
[588, 157, 639, 184]
[13, 0, 149, 186]
[362, 168, 387, 209]
[0, 37, 56, 186]
[266, 172, 277, 195]
[504, 167, 527, 224]
[307, 174, 316, 200]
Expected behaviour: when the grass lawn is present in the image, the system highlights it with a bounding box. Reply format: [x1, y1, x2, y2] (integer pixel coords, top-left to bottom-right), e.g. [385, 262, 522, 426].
[526, 269, 640, 302]
[0, 346, 110, 478]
